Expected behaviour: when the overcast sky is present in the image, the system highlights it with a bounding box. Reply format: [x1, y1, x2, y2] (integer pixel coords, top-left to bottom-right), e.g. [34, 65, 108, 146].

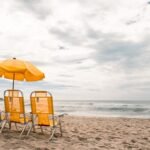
[0, 0, 150, 100]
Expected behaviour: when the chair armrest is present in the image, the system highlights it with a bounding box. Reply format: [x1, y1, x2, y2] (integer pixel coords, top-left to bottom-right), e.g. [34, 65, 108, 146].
[49, 113, 67, 121]
[54, 113, 67, 118]
[25, 112, 31, 116]
[25, 112, 32, 119]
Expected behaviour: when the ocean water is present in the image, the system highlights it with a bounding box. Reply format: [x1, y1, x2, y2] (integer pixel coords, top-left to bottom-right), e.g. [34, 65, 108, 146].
[1, 100, 150, 118]
[53, 100, 150, 118]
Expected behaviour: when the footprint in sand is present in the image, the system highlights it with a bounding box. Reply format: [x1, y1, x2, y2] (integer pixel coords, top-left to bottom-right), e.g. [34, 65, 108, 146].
[77, 136, 87, 141]
[35, 148, 49, 150]
[131, 139, 136, 143]
[95, 137, 101, 141]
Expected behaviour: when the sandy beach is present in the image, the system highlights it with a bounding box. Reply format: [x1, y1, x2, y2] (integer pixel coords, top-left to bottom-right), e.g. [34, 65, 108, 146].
[0, 115, 150, 150]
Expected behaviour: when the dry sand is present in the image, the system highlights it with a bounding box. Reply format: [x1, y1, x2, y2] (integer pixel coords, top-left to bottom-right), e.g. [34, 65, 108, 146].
[0, 115, 150, 150]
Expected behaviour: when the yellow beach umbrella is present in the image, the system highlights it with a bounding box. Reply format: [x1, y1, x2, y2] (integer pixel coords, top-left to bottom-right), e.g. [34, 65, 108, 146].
[0, 58, 45, 89]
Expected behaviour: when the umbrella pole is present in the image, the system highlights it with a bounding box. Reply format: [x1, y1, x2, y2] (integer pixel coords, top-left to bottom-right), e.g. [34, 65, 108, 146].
[12, 73, 15, 90]
[10, 73, 15, 130]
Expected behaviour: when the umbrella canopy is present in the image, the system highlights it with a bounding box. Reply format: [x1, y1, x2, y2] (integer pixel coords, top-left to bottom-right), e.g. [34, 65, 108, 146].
[0, 58, 45, 89]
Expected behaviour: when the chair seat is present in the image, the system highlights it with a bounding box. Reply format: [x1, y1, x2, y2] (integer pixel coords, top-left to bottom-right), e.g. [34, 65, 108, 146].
[36, 114, 58, 126]
[10, 114, 31, 124]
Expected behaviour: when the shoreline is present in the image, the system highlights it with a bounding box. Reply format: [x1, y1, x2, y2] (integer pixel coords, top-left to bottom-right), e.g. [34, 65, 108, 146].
[0, 115, 150, 149]
[57, 113, 150, 119]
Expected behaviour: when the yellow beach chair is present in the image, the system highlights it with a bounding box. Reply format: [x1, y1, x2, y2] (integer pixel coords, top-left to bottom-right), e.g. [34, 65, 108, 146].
[0, 89, 31, 137]
[28, 91, 62, 140]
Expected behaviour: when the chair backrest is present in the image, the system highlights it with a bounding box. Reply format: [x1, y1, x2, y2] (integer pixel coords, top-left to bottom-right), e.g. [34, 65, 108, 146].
[30, 91, 54, 125]
[4, 89, 26, 123]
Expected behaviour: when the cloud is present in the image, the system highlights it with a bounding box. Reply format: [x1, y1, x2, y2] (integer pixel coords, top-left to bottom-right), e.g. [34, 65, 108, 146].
[89, 32, 150, 70]
[30, 60, 51, 66]
[126, 19, 138, 25]
[16, 0, 51, 20]
[120, 81, 150, 91]
[125, 2, 150, 25]
[88, 88, 101, 92]
[86, 27, 101, 40]
[49, 27, 85, 46]
[0, 54, 14, 59]
[19, 80, 79, 90]
[0, 0, 150, 100]
[59, 74, 74, 78]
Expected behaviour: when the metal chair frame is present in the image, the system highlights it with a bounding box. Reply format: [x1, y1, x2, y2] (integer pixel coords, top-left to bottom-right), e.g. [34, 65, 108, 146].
[0, 89, 32, 137]
[28, 91, 62, 141]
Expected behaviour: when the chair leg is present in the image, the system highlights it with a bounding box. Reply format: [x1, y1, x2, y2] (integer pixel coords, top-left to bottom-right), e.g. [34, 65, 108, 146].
[15, 123, 18, 131]
[9, 122, 11, 130]
[32, 125, 36, 132]
[19, 124, 27, 138]
[0, 120, 7, 133]
[59, 120, 63, 137]
[40, 126, 44, 134]
[26, 124, 32, 136]
[49, 127, 56, 141]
